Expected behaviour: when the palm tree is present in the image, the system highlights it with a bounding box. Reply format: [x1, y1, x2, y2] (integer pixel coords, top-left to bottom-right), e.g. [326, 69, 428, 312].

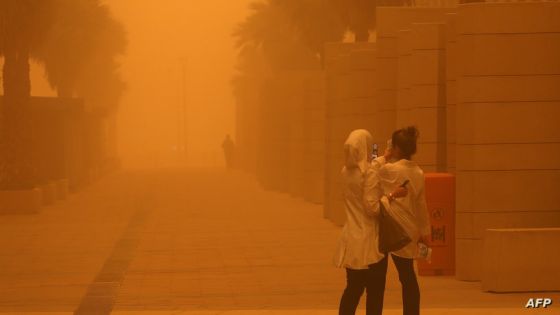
[0, 0, 55, 190]
[36, 0, 127, 110]
[233, 0, 319, 71]
[333, 0, 410, 42]
[75, 58, 126, 117]
[274, 0, 346, 64]
[329, 0, 377, 42]
[34, 0, 126, 180]
[70, 2, 126, 116]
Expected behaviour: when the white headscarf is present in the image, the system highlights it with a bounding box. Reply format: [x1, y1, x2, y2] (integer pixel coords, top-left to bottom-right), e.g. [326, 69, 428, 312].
[343, 129, 373, 174]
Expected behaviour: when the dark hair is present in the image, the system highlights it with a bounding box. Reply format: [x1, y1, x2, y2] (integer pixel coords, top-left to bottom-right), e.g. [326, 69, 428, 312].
[392, 126, 419, 159]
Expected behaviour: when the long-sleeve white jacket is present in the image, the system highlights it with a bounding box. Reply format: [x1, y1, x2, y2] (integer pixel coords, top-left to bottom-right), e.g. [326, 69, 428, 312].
[364, 158, 430, 259]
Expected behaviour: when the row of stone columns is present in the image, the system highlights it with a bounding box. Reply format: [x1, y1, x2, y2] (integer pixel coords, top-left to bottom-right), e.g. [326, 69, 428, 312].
[324, 43, 377, 225]
[233, 76, 258, 175]
[454, 2, 560, 281]
[235, 69, 326, 200]
[377, 7, 455, 172]
[302, 71, 327, 204]
[234, 2, 560, 283]
[325, 2, 560, 281]
[0, 96, 117, 213]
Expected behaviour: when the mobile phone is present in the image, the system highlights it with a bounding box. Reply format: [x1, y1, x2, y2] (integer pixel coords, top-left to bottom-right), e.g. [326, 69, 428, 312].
[371, 143, 378, 159]
[400, 180, 410, 188]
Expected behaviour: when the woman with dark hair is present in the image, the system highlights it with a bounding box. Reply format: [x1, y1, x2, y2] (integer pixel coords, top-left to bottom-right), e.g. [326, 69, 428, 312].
[364, 126, 430, 315]
[334, 129, 408, 315]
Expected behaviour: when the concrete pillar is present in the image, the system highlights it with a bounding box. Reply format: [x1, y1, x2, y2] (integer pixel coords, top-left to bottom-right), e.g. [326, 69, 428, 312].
[396, 29, 413, 131]
[323, 43, 356, 220]
[246, 78, 260, 175]
[67, 102, 88, 192]
[256, 77, 290, 191]
[482, 228, 560, 292]
[274, 74, 294, 193]
[416, 0, 458, 7]
[286, 70, 308, 198]
[409, 22, 447, 172]
[302, 71, 327, 204]
[455, 2, 560, 281]
[350, 48, 378, 138]
[234, 76, 260, 174]
[324, 44, 376, 226]
[256, 69, 321, 196]
[106, 113, 120, 169]
[445, 13, 457, 173]
[326, 54, 352, 226]
[377, 7, 456, 149]
[376, 11, 399, 148]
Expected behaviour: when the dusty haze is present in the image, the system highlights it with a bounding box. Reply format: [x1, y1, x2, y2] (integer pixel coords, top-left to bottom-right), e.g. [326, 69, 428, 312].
[28, 0, 251, 168]
[1, 0, 560, 312]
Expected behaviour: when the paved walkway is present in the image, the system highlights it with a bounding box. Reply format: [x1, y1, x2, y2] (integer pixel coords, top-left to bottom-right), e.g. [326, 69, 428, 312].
[0, 169, 558, 314]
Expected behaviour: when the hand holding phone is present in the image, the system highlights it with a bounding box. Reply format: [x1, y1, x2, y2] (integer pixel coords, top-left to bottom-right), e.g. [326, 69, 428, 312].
[371, 143, 379, 159]
[390, 180, 409, 201]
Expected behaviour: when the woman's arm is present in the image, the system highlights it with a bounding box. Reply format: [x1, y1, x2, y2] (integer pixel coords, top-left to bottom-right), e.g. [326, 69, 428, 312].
[363, 157, 408, 216]
[364, 165, 383, 216]
[363, 159, 384, 217]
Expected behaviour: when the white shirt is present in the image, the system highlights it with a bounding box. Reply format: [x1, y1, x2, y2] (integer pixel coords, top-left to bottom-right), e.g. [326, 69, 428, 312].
[364, 158, 430, 259]
[333, 165, 385, 270]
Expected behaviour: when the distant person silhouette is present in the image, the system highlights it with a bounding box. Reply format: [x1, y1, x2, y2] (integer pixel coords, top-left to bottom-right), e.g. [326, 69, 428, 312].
[222, 134, 235, 170]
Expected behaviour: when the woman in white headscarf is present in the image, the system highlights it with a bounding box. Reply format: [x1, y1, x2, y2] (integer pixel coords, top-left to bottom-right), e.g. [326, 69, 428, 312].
[334, 129, 407, 315]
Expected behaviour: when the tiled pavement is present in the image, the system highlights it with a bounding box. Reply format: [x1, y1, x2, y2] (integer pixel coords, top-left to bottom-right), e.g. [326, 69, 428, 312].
[0, 310, 556, 315]
[0, 169, 558, 314]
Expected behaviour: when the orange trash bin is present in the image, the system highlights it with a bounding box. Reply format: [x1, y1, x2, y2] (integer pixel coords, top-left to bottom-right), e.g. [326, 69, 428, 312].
[418, 173, 455, 276]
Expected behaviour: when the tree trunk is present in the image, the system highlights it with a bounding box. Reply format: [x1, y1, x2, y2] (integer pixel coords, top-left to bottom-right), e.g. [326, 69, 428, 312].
[0, 47, 36, 190]
[354, 28, 370, 42]
[56, 79, 74, 98]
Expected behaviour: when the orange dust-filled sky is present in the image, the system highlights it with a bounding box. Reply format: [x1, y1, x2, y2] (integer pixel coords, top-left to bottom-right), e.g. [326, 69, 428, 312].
[23, 0, 250, 167]
[108, 0, 252, 168]
[13, 1, 251, 168]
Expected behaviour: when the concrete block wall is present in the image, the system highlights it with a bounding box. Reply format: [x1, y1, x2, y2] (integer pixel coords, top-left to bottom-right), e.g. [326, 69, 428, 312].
[238, 5, 560, 290]
[302, 70, 327, 204]
[0, 96, 93, 192]
[324, 44, 376, 226]
[416, 0, 458, 6]
[287, 69, 327, 200]
[376, 7, 456, 149]
[326, 53, 353, 226]
[256, 76, 298, 192]
[376, 10, 398, 149]
[248, 68, 325, 199]
[455, 2, 560, 281]
[445, 13, 457, 173]
[323, 43, 359, 221]
[409, 22, 447, 172]
[482, 228, 560, 292]
[347, 49, 378, 133]
[396, 29, 413, 131]
[234, 76, 261, 174]
[257, 70, 320, 195]
[284, 71, 307, 198]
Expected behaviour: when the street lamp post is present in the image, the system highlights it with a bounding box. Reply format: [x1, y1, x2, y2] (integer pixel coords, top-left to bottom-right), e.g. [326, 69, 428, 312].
[177, 57, 188, 165]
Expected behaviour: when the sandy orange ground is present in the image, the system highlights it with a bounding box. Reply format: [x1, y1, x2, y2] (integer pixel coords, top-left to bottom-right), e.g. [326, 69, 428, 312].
[0, 169, 558, 314]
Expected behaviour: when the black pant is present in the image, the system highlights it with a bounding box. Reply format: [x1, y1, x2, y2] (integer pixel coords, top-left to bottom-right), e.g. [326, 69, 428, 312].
[392, 254, 420, 315]
[338, 254, 420, 315]
[339, 255, 388, 315]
